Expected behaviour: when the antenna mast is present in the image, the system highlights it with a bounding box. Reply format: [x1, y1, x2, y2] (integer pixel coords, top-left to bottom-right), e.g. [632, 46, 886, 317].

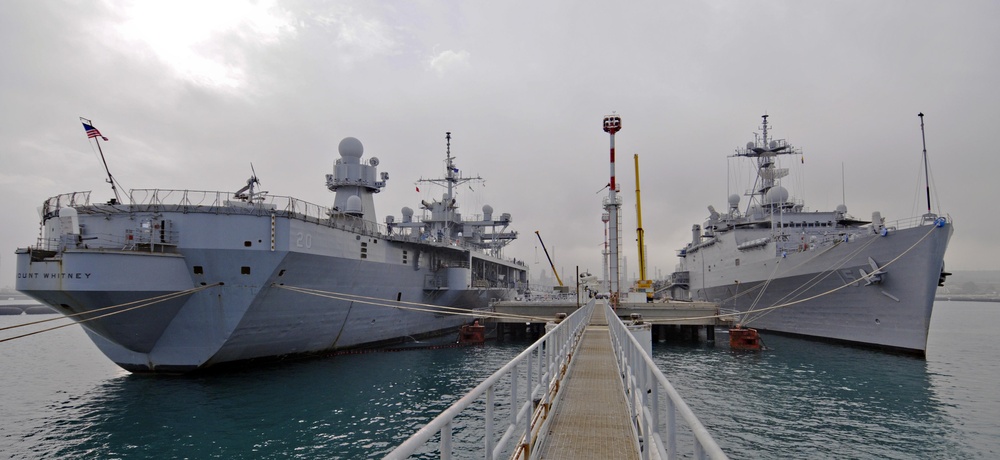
[918, 112, 933, 216]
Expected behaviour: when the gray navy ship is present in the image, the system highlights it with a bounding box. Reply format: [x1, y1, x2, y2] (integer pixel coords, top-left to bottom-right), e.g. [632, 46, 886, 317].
[668, 115, 952, 355]
[15, 133, 527, 373]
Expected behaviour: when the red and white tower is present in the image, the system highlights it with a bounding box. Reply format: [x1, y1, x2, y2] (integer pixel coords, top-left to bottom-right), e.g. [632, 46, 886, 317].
[603, 114, 622, 306]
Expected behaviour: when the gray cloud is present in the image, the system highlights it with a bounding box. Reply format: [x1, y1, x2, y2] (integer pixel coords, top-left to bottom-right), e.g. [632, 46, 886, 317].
[2, 0, 998, 288]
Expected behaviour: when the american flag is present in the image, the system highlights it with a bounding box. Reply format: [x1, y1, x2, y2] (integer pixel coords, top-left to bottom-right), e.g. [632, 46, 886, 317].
[82, 122, 108, 141]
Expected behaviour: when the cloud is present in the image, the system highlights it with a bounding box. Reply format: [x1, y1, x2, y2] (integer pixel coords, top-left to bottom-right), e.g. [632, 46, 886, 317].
[113, 0, 296, 91]
[427, 49, 471, 76]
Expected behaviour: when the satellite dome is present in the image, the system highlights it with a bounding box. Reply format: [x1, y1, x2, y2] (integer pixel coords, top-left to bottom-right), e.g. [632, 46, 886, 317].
[836, 204, 848, 214]
[769, 140, 778, 149]
[746, 142, 755, 150]
[402, 206, 413, 217]
[345, 195, 363, 215]
[338, 137, 364, 164]
[764, 186, 789, 204]
[482, 204, 494, 220]
[728, 194, 740, 208]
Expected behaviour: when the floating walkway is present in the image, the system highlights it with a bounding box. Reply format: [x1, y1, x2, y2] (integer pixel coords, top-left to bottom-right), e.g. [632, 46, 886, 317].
[532, 307, 640, 459]
[384, 300, 729, 460]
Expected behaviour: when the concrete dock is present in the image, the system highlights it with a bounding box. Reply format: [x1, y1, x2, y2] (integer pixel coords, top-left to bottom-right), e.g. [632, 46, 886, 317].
[492, 298, 728, 342]
[532, 307, 641, 459]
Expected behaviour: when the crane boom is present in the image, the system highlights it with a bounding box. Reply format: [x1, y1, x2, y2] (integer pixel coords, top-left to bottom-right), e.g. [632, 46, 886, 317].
[634, 154, 652, 299]
[535, 230, 564, 287]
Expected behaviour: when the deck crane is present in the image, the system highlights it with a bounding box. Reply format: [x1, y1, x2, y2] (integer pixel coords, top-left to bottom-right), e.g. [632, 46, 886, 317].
[634, 154, 653, 301]
[534, 230, 564, 288]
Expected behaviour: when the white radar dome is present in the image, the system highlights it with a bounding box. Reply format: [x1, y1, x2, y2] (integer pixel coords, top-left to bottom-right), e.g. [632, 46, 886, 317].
[338, 137, 364, 163]
[345, 195, 363, 214]
[764, 186, 789, 204]
[728, 194, 740, 208]
[836, 204, 848, 214]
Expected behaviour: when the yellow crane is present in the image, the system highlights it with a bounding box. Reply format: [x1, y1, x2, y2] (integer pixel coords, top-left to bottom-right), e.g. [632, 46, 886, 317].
[634, 154, 653, 300]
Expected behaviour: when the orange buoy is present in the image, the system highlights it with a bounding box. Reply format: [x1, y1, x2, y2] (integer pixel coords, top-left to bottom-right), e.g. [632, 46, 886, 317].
[458, 320, 486, 344]
[729, 325, 763, 351]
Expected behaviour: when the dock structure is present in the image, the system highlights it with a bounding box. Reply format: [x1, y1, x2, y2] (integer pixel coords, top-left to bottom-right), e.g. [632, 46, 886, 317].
[532, 307, 640, 459]
[492, 298, 728, 342]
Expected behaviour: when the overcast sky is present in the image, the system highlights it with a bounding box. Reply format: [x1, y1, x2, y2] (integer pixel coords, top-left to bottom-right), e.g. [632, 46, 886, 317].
[2, 1, 998, 289]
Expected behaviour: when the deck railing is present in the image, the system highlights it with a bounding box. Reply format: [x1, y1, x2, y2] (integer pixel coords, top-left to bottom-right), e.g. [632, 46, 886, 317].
[605, 304, 729, 460]
[384, 300, 595, 460]
[35, 189, 521, 261]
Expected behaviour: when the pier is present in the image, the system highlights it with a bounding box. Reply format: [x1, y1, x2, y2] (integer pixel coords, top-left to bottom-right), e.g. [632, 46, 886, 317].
[531, 306, 640, 459]
[385, 299, 729, 459]
[492, 298, 728, 342]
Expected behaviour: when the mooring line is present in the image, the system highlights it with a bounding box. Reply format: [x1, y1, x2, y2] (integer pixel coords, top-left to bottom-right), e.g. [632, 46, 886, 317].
[273, 284, 549, 323]
[742, 223, 940, 325]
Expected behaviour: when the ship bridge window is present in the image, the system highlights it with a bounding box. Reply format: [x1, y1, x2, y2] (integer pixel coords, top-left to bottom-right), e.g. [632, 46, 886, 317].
[244, 241, 252, 247]
[241, 266, 251, 275]
[193, 266, 204, 275]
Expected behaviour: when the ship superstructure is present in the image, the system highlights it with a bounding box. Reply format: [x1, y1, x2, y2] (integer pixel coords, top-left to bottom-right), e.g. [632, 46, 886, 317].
[669, 115, 952, 355]
[15, 134, 527, 372]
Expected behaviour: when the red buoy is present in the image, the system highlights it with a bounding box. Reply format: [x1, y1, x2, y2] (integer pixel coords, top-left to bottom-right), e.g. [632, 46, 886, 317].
[458, 320, 486, 344]
[729, 326, 763, 351]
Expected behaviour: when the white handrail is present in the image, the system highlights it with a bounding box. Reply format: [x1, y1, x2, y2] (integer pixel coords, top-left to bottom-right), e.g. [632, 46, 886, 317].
[384, 300, 594, 460]
[605, 304, 729, 460]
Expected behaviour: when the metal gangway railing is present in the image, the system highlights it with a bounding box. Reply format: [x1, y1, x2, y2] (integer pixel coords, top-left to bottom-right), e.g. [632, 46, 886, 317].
[605, 304, 729, 460]
[384, 299, 595, 460]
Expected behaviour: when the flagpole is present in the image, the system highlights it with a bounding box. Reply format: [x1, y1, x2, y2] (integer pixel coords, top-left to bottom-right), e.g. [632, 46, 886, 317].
[81, 117, 121, 204]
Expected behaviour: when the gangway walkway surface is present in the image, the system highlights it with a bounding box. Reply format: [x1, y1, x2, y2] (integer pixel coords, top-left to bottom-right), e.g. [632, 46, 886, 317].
[533, 308, 641, 459]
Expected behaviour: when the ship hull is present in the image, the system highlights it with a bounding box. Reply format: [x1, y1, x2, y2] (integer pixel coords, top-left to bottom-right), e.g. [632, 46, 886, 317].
[681, 221, 952, 355]
[16, 201, 525, 373]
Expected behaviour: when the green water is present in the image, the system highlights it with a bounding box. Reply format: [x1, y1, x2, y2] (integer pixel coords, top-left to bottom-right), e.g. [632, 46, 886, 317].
[0, 301, 996, 458]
